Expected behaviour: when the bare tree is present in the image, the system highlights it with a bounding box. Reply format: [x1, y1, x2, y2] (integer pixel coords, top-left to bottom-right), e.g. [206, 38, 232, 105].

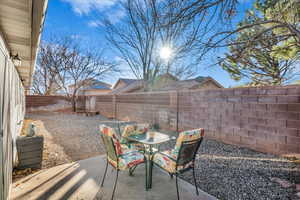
[55, 39, 118, 111]
[33, 36, 118, 111]
[103, 0, 159, 84]
[101, 0, 203, 87]
[159, 0, 239, 59]
[32, 40, 68, 95]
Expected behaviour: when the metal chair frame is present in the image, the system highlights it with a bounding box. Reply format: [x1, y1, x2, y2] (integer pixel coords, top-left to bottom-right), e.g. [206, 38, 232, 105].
[100, 133, 145, 200]
[153, 137, 203, 200]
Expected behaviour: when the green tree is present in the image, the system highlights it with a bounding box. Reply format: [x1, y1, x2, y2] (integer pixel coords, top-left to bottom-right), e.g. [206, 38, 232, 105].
[221, 10, 299, 85]
[255, 0, 300, 59]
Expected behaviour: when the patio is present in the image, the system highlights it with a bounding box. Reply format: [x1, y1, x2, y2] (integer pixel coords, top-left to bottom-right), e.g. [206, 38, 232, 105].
[13, 111, 299, 200]
[11, 155, 216, 200]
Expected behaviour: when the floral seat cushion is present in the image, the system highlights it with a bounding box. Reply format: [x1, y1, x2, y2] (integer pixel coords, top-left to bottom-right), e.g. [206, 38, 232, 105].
[100, 125, 144, 170]
[153, 128, 204, 173]
[108, 150, 144, 170]
[153, 150, 194, 173]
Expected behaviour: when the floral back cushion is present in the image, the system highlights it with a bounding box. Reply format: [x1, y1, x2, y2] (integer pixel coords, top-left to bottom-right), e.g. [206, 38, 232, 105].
[100, 125, 123, 155]
[121, 124, 149, 143]
[171, 128, 204, 159]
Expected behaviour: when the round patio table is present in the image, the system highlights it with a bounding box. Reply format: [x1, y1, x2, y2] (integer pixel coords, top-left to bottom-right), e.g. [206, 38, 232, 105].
[126, 131, 171, 190]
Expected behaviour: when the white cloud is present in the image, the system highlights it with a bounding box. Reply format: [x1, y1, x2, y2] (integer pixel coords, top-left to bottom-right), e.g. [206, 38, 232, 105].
[62, 0, 118, 15]
[87, 8, 125, 27]
[106, 8, 125, 24]
[88, 20, 103, 27]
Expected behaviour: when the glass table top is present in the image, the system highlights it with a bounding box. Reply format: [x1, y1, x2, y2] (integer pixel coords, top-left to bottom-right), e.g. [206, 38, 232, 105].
[126, 131, 170, 145]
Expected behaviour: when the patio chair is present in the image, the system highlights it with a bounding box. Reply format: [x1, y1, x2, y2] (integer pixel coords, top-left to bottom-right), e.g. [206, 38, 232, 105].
[152, 128, 204, 200]
[120, 123, 150, 152]
[99, 125, 145, 200]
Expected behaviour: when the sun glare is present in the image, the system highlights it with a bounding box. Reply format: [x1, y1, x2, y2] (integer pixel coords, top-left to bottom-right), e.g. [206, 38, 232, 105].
[159, 46, 172, 61]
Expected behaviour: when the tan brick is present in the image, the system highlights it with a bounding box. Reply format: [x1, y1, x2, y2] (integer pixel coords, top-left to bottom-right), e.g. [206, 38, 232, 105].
[277, 144, 299, 153]
[240, 136, 256, 146]
[267, 104, 288, 112]
[258, 96, 277, 103]
[267, 89, 287, 95]
[288, 104, 300, 112]
[286, 136, 300, 145]
[277, 96, 300, 103]
[266, 119, 286, 128]
[242, 96, 258, 103]
[276, 112, 299, 120]
[287, 120, 300, 129]
[287, 87, 300, 95]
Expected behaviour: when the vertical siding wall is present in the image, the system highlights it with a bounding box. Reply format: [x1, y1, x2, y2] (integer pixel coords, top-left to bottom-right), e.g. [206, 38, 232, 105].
[0, 37, 25, 200]
[89, 86, 300, 155]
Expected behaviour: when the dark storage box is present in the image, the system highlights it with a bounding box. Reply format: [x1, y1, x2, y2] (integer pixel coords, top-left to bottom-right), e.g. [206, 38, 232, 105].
[16, 136, 44, 169]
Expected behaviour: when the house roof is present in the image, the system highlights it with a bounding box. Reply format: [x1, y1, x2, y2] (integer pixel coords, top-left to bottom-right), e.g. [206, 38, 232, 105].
[155, 73, 178, 81]
[83, 84, 111, 90]
[112, 78, 140, 89]
[81, 80, 112, 90]
[120, 78, 139, 84]
[69, 78, 111, 89]
[111, 75, 223, 94]
[111, 79, 144, 94]
[152, 76, 223, 91]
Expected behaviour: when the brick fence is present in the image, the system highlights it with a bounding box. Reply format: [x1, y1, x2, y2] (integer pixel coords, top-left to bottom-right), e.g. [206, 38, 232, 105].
[86, 86, 300, 155]
[26, 95, 86, 111]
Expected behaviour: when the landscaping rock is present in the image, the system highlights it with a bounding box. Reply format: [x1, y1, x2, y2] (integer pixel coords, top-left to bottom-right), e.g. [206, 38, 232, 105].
[161, 136, 300, 200]
[271, 177, 294, 188]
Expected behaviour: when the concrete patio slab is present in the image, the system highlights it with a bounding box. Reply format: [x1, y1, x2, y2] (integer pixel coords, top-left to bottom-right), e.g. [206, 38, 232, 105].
[11, 155, 217, 200]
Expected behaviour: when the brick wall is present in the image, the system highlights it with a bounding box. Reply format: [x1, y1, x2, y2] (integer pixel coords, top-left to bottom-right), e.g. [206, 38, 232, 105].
[26, 95, 86, 112]
[90, 85, 300, 155]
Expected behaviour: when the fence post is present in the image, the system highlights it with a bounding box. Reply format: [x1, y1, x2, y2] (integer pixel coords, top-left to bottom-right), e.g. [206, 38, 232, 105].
[113, 95, 117, 119]
[170, 91, 179, 132]
[176, 91, 179, 133]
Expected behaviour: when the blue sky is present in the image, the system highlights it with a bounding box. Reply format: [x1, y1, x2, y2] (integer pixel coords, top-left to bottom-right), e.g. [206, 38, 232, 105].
[42, 0, 253, 87]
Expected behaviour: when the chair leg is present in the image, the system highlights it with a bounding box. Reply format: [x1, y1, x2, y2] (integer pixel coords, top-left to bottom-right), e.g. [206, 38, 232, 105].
[192, 168, 199, 195]
[129, 165, 138, 176]
[111, 169, 119, 200]
[175, 174, 180, 200]
[101, 159, 108, 187]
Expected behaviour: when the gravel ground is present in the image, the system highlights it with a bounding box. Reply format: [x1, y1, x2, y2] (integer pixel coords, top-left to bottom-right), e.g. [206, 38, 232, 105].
[20, 112, 300, 199]
[25, 111, 107, 169]
[160, 137, 300, 200]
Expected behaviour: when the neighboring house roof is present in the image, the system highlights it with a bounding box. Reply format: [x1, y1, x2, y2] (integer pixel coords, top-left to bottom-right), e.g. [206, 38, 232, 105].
[85, 85, 111, 90]
[111, 75, 223, 94]
[69, 78, 112, 90]
[111, 79, 144, 94]
[112, 78, 140, 89]
[82, 81, 112, 90]
[155, 73, 178, 81]
[149, 76, 223, 91]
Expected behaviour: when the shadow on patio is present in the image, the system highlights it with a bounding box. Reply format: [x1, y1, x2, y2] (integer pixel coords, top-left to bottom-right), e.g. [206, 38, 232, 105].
[11, 155, 216, 200]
